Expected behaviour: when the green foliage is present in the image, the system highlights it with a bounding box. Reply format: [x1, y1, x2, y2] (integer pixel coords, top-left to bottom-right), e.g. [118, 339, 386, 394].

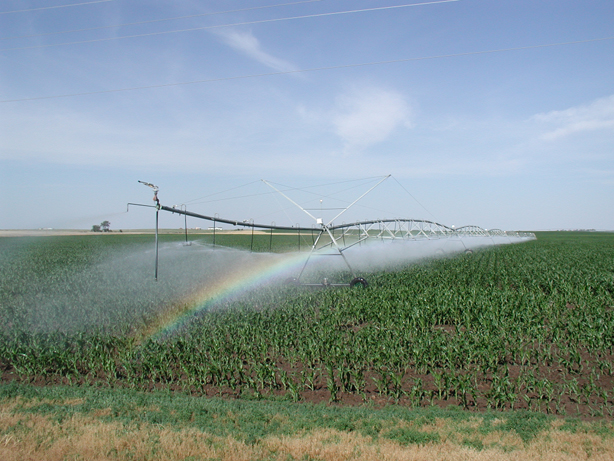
[383, 426, 440, 445]
[1, 232, 614, 418]
[1, 383, 578, 446]
[496, 411, 549, 443]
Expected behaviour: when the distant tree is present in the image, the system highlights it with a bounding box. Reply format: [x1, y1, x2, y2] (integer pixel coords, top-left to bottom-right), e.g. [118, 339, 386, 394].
[91, 224, 101, 232]
[101, 221, 111, 232]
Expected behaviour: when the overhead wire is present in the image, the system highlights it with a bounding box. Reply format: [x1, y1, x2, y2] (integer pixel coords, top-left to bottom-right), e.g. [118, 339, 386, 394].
[2, 36, 612, 104]
[0, 0, 114, 15]
[0, 0, 326, 41]
[0, 0, 459, 52]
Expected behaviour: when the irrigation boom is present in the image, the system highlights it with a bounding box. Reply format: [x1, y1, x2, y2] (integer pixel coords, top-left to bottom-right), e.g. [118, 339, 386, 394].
[129, 179, 535, 286]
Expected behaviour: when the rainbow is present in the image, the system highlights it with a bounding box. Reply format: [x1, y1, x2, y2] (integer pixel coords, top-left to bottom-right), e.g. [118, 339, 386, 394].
[137, 251, 309, 342]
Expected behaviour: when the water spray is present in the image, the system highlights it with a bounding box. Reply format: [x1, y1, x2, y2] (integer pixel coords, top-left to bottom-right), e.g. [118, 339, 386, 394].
[128, 178, 536, 287]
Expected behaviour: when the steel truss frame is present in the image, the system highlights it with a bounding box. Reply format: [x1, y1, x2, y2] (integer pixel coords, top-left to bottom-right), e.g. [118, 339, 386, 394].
[129, 180, 535, 284]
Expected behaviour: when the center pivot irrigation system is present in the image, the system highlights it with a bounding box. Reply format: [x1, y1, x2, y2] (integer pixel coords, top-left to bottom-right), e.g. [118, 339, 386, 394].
[128, 178, 535, 286]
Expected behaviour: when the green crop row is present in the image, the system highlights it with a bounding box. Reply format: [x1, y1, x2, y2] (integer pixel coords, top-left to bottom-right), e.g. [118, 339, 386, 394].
[1, 232, 613, 417]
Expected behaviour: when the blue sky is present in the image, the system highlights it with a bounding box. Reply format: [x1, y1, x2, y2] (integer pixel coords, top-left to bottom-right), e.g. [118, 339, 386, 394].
[1, 0, 613, 231]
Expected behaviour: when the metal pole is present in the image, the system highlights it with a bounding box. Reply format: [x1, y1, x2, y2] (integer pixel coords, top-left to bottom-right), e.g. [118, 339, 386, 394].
[137, 180, 161, 280]
[296, 228, 324, 282]
[155, 209, 159, 281]
[213, 214, 217, 247]
[250, 219, 254, 252]
[183, 204, 188, 244]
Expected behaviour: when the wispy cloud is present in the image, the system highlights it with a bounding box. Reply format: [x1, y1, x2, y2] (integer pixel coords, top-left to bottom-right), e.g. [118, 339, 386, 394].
[330, 86, 413, 154]
[532, 94, 614, 141]
[214, 29, 299, 73]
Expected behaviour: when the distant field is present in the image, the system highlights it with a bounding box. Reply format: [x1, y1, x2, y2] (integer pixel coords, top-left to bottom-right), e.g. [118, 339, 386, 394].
[1, 231, 614, 458]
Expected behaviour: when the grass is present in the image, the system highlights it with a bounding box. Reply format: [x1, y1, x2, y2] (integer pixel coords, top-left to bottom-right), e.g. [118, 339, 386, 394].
[2, 382, 614, 460]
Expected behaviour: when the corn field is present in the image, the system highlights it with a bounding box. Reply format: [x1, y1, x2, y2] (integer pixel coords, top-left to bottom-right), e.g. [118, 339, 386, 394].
[1, 232, 613, 417]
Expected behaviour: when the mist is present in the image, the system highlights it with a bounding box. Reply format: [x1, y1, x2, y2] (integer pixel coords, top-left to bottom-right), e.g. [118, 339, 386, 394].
[3, 240, 300, 333]
[0, 234, 532, 334]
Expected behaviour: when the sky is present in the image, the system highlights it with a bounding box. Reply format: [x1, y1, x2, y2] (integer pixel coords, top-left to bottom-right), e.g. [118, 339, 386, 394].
[1, 0, 613, 231]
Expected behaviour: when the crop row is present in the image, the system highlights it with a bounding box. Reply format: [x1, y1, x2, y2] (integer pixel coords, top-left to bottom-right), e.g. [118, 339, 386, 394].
[1, 232, 613, 416]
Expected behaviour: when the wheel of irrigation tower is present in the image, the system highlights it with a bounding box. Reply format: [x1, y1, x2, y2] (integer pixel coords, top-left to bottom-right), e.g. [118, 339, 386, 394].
[350, 277, 368, 288]
[285, 277, 299, 286]
[465, 249, 474, 254]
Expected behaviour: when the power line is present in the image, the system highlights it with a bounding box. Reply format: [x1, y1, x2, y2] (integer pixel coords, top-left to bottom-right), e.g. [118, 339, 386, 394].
[1, 0, 325, 41]
[2, 36, 612, 103]
[0, 0, 459, 52]
[0, 0, 114, 15]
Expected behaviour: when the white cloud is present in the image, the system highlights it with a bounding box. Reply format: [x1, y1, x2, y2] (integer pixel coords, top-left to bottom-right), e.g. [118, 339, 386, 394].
[330, 87, 413, 154]
[0, 106, 220, 170]
[532, 94, 614, 141]
[0, 103, 330, 175]
[214, 29, 299, 73]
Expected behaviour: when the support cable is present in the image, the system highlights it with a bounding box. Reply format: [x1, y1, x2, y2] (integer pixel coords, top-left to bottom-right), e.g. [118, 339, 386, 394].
[391, 175, 439, 222]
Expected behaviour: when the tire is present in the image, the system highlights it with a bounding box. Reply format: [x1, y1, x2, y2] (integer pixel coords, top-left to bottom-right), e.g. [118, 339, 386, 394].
[285, 277, 299, 285]
[350, 277, 368, 288]
[464, 249, 473, 254]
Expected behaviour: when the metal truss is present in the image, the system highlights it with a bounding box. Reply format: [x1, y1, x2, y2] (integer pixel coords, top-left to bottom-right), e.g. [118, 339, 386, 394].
[331, 219, 455, 242]
[130, 180, 536, 284]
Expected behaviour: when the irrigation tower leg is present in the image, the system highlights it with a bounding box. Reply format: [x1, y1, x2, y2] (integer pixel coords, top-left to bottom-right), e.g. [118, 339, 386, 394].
[296, 229, 324, 282]
[323, 225, 357, 279]
[184, 211, 188, 244]
[155, 209, 159, 281]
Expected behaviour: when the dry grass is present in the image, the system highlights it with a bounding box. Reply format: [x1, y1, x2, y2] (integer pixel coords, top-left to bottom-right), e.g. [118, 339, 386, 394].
[2, 400, 614, 461]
